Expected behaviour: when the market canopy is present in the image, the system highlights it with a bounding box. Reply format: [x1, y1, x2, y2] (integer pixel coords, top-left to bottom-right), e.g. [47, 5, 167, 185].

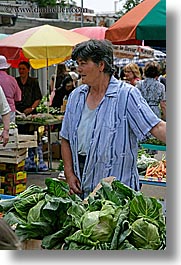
[0, 24, 89, 69]
[71, 26, 108, 40]
[105, 0, 166, 45]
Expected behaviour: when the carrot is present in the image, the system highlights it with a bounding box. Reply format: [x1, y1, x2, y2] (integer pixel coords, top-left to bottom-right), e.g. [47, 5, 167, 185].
[145, 167, 154, 175]
[145, 166, 158, 176]
[157, 161, 163, 172]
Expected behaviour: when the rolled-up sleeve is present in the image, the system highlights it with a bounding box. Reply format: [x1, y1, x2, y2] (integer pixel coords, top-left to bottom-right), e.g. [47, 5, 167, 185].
[127, 87, 161, 141]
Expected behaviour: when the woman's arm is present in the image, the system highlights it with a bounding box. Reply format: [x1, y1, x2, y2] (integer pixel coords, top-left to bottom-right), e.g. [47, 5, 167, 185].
[23, 99, 41, 115]
[61, 137, 82, 195]
[150, 120, 166, 143]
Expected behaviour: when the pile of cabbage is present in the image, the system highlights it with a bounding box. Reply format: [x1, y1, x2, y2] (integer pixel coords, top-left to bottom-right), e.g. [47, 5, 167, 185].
[0, 178, 166, 250]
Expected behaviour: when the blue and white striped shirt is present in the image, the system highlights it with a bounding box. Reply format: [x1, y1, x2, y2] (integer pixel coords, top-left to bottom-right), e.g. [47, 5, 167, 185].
[60, 76, 161, 198]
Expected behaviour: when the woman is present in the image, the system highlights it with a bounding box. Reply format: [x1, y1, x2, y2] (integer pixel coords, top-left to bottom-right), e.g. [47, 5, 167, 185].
[16, 61, 47, 172]
[136, 61, 166, 119]
[51, 75, 75, 108]
[60, 39, 166, 199]
[123, 63, 142, 86]
[16, 61, 42, 116]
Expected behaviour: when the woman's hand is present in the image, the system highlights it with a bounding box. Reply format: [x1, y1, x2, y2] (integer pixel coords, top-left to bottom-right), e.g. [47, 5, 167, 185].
[0, 129, 9, 147]
[24, 107, 34, 115]
[66, 174, 82, 195]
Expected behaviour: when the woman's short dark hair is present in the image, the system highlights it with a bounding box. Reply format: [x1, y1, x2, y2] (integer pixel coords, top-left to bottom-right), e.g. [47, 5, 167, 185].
[71, 39, 114, 75]
[144, 61, 161, 78]
[18, 61, 31, 70]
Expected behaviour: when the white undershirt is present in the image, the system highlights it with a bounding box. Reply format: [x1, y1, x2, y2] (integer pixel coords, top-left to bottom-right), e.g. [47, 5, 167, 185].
[77, 102, 96, 155]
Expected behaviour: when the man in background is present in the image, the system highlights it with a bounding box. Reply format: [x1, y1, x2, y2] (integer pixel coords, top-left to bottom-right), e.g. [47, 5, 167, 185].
[0, 55, 21, 123]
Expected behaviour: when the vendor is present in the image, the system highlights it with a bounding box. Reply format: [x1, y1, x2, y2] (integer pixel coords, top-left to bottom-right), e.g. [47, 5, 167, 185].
[15, 61, 48, 172]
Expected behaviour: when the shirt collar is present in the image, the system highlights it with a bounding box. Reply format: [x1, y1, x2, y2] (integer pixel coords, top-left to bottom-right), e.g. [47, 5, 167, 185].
[80, 75, 120, 97]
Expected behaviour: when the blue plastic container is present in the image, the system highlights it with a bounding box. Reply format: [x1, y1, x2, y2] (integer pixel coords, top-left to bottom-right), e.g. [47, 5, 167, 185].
[0, 194, 16, 200]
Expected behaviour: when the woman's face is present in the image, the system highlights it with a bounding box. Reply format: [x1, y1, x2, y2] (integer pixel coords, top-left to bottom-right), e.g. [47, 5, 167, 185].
[124, 68, 135, 82]
[18, 64, 29, 78]
[76, 58, 102, 86]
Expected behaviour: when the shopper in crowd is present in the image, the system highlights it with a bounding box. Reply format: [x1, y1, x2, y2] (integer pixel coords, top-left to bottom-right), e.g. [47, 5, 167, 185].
[49, 63, 68, 105]
[158, 66, 166, 121]
[113, 65, 120, 80]
[50, 63, 68, 93]
[51, 74, 75, 108]
[0, 55, 21, 123]
[136, 61, 166, 120]
[16, 61, 48, 172]
[158, 66, 166, 90]
[119, 67, 125, 80]
[123, 62, 142, 86]
[68, 65, 79, 87]
[60, 39, 166, 199]
[0, 85, 10, 147]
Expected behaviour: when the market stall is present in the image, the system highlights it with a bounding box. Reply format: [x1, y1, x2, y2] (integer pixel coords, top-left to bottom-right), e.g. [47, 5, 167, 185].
[16, 112, 64, 170]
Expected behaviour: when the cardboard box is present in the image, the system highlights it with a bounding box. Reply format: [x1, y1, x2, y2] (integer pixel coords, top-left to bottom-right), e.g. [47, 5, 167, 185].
[0, 182, 26, 195]
[0, 171, 27, 195]
[0, 160, 25, 173]
[5, 171, 27, 183]
[43, 143, 61, 160]
[50, 132, 59, 144]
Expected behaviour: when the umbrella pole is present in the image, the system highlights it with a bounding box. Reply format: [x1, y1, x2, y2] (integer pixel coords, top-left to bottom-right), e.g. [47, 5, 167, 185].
[46, 57, 52, 169]
[46, 58, 49, 114]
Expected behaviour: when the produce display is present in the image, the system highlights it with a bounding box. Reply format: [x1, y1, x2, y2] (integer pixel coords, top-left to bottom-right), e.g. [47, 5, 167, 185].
[145, 160, 166, 180]
[137, 148, 166, 182]
[16, 113, 59, 123]
[15, 96, 64, 123]
[0, 178, 166, 250]
[36, 95, 64, 115]
[137, 148, 159, 175]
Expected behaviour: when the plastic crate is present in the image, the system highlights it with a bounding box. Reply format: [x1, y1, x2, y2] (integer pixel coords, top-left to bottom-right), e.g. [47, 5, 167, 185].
[0, 194, 16, 200]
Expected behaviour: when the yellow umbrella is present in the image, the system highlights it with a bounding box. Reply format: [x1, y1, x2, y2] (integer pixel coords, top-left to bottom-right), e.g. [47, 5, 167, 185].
[0, 24, 89, 69]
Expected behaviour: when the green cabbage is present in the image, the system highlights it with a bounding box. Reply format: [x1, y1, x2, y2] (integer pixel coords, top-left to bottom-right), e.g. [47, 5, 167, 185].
[129, 218, 161, 250]
[81, 201, 119, 243]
